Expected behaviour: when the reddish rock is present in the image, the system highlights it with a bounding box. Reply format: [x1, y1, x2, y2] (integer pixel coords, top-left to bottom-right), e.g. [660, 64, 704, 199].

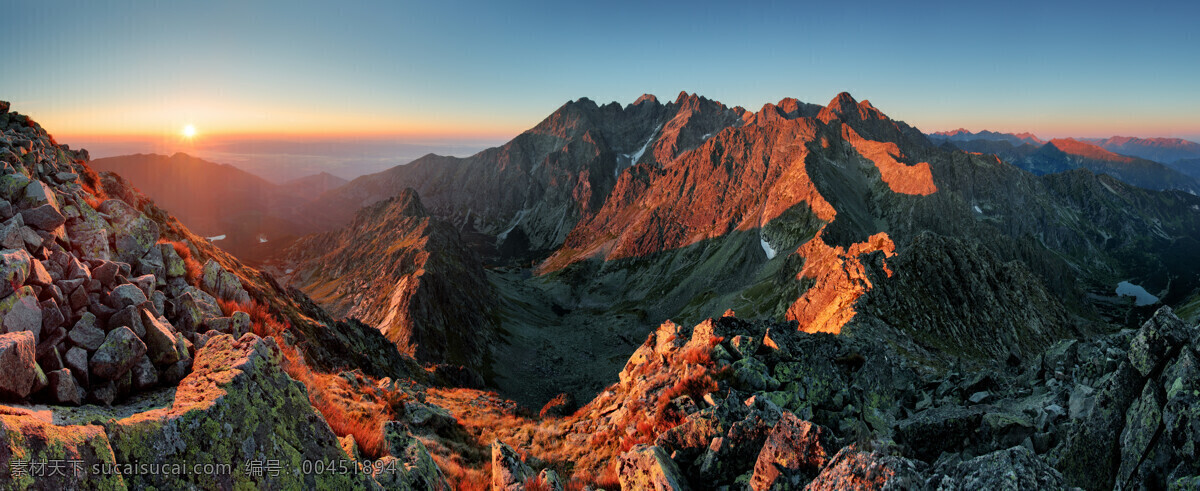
[749, 412, 834, 490]
[0, 331, 37, 398]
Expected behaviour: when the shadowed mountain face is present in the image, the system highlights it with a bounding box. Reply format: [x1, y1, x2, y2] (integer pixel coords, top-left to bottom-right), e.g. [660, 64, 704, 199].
[275, 189, 497, 379]
[88, 153, 337, 264]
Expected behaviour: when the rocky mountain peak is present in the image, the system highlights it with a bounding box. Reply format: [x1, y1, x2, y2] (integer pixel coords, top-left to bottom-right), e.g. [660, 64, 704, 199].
[632, 93, 661, 106]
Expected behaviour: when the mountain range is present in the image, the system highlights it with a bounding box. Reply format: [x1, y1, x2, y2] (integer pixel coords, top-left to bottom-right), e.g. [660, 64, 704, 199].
[4, 92, 1200, 489]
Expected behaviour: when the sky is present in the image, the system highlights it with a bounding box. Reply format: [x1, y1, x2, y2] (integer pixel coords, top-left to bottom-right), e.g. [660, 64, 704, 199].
[4, 0, 1200, 154]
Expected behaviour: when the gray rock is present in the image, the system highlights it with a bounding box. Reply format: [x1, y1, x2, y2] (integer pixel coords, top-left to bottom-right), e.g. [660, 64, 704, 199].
[91, 260, 120, 287]
[26, 258, 51, 286]
[131, 355, 158, 390]
[0, 248, 31, 297]
[141, 309, 181, 366]
[67, 312, 106, 351]
[19, 180, 59, 211]
[807, 444, 926, 490]
[89, 326, 146, 379]
[107, 283, 148, 310]
[64, 346, 88, 386]
[47, 368, 81, 405]
[108, 305, 145, 337]
[1129, 306, 1188, 377]
[230, 311, 251, 338]
[618, 444, 689, 491]
[0, 331, 37, 398]
[2, 293, 43, 344]
[131, 274, 156, 300]
[97, 199, 159, 263]
[490, 440, 535, 491]
[377, 423, 451, 489]
[930, 446, 1068, 490]
[19, 204, 65, 231]
[1068, 385, 1095, 420]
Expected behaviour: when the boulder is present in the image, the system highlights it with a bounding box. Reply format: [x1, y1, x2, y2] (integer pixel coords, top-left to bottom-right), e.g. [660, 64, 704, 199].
[108, 305, 145, 337]
[26, 258, 51, 286]
[618, 444, 689, 490]
[929, 446, 1069, 490]
[406, 401, 456, 430]
[47, 368, 81, 405]
[0, 331, 37, 398]
[2, 293, 42, 344]
[0, 248, 31, 297]
[130, 355, 158, 390]
[0, 415, 124, 489]
[64, 346, 88, 386]
[895, 406, 985, 462]
[19, 180, 59, 211]
[19, 203, 65, 231]
[1129, 307, 1188, 377]
[805, 444, 926, 490]
[750, 412, 834, 490]
[230, 311, 251, 337]
[491, 440, 535, 491]
[377, 422, 451, 489]
[92, 260, 120, 287]
[140, 309, 181, 366]
[104, 334, 374, 489]
[97, 199, 159, 263]
[89, 326, 146, 380]
[106, 283, 148, 310]
[67, 312, 106, 351]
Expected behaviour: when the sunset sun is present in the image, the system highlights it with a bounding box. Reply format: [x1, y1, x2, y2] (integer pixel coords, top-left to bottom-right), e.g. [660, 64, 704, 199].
[182, 124, 196, 138]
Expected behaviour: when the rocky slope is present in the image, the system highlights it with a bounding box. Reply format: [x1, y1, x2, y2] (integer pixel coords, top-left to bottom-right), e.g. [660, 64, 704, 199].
[276, 189, 497, 380]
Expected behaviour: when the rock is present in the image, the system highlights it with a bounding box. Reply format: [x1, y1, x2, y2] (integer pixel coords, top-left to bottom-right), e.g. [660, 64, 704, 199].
[26, 258, 51, 286]
[1068, 385, 1095, 420]
[0, 216, 24, 251]
[19, 203, 65, 231]
[67, 226, 110, 261]
[1051, 361, 1144, 489]
[89, 326, 146, 380]
[378, 422, 451, 489]
[106, 283, 148, 310]
[538, 469, 565, 491]
[2, 293, 42, 344]
[732, 356, 782, 391]
[230, 311, 251, 337]
[0, 248, 31, 297]
[131, 273, 156, 300]
[141, 309, 181, 366]
[130, 355, 159, 390]
[806, 444, 926, 490]
[173, 287, 222, 332]
[968, 390, 991, 404]
[64, 346, 88, 386]
[0, 331, 37, 398]
[618, 444, 689, 491]
[406, 401, 456, 429]
[97, 199, 160, 263]
[0, 415, 124, 489]
[67, 312, 106, 351]
[492, 440, 535, 491]
[1118, 381, 1165, 484]
[92, 260, 120, 287]
[105, 334, 373, 489]
[19, 180, 59, 212]
[929, 446, 1069, 490]
[750, 412, 834, 490]
[47, 368, 81, 405]
[89, 380, 116, 405]
[1128, 306, 1188, 377]
[108, 305, 145, 337]
[895, 406, 984, 462]
[0, 174, 31, 202]
[201, 259, 251, 303]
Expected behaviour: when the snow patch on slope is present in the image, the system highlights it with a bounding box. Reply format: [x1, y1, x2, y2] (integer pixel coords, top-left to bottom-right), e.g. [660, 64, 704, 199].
[498, 209, 529, 241]
[617, 124, 662, 177]
[760, 235, 776, 260]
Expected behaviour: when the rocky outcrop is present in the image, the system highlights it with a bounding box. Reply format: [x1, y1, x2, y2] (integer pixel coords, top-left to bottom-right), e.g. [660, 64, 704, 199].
[104, 333, 374, 489]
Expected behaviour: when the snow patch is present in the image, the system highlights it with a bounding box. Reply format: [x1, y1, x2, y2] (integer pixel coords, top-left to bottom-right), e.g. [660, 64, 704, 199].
[206, 235, 226, 242]
[973, 205, 982, 214]
[285, 269, 294, 274]
[497, 209, 529, 241]
[701, 132, 713, 141]
[760, 235, 776, 260]
[258, 235, 268, 243]
[617, 124, 662, 177]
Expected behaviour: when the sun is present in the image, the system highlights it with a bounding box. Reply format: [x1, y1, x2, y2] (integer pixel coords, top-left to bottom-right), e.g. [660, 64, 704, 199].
[182, 124, 196, 139]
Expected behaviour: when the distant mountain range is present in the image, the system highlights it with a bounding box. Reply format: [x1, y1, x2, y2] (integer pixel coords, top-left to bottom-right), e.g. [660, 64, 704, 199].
[88, 152, 345, 264]
[928, 129, 1200, 192]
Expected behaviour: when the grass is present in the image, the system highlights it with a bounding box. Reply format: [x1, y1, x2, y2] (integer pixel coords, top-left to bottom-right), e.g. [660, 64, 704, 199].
[159, 239, 203, 285]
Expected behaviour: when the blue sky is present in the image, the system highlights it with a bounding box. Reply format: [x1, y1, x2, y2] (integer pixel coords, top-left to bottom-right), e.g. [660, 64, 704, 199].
[4, 0, 1199, 143]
